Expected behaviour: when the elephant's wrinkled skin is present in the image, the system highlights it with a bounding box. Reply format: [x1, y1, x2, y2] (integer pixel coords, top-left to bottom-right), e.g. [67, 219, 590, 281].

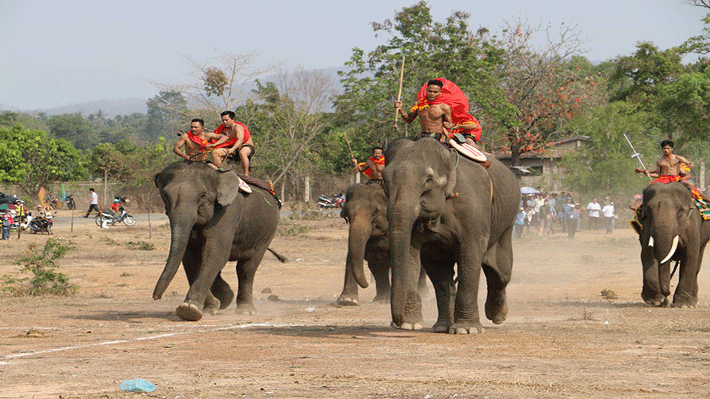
[337, 183, 427, 306]
[153, 162, 281, 321]
[634, 182, 710, 307]
[382, 138, 520, 334]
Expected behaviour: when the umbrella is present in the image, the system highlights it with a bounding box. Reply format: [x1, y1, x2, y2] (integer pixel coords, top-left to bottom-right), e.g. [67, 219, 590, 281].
[520, 187, 539, 195]
[0, 203, 16, 211]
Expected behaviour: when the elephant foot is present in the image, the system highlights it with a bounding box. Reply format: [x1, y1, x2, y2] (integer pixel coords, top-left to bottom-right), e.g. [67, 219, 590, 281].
[432, 320, 452, 333]
[337, 295, 360, 306]
[671, 297, 697, 308]
[448, 321, 484, 334]
[203, 297, 221, 316]
[390, 321, 423, 330]
[176, 303, 203, 321]
[372, 294, 390, 304]
[644, 296, 669, 307]
[210, 279, 234, 310]
[485, 298, 508, 325]
[235, 303, 257, 315]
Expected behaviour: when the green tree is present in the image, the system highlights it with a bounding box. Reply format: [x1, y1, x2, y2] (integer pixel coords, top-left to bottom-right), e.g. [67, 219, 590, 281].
[145, 91, 189, 142]
[335, 1, 513, 152]
[47, 113, 98, 151]
[0, 125, 86, 198]
[560, 102, 660, 197]
[86, 143, 128, 207]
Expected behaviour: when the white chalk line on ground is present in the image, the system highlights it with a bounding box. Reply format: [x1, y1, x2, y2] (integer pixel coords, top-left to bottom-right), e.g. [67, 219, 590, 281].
[1, 322, 304, 361]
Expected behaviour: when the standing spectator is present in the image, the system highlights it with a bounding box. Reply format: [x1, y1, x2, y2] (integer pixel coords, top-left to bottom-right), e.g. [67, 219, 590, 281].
[561, 197, 573, 233]
[567, 204, 580, 238]
[514, 207, 526, 239]
[2, 209, 13, 240]
[538, 199, 554, 236]
[586, 198, 601, 230]
[84, 188, 100, 218]
[602, 198, 615, 234]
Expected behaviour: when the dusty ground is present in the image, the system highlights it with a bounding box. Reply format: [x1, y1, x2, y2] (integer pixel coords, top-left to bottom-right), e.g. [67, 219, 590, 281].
[1, 208, 710, 399]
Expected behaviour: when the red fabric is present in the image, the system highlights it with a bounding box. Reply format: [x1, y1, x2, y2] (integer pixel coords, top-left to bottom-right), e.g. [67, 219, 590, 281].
[413, 78, 482, 141]
[358, 156, 385, 179]
[110, 202, 120, 212]
[187, 131, 211, 151]
[651, 175, 704, 200]
[213, 121, 251, 149]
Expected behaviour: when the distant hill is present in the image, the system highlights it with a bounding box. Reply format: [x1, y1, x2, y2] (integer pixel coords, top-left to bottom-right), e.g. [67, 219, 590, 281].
[3, 66, 352, 118]
[35, 98, 149, 118]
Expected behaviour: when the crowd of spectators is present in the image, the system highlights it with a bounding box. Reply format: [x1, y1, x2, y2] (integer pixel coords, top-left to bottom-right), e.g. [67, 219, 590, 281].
[514, 189, 617, 240]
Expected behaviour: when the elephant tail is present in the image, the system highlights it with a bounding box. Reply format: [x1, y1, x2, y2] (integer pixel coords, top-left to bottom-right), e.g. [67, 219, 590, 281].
[268, 248, 288, 263]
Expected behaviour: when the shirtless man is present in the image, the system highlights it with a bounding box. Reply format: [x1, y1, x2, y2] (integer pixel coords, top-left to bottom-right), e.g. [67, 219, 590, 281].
[173, 118, 228, 170]
[395, 79, 454, 140]
[211, 111, 255, 176]
[635, 139, 710, 201]
[351, 146, 385, 181]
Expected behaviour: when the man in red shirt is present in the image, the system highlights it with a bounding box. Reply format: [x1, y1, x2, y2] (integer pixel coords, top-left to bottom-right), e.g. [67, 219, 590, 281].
[211, 111, 255, 176]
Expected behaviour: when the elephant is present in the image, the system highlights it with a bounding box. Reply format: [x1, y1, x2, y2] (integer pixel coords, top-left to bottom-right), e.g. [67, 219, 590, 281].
[337, 182, 428, 306]
[381, 137, 520, 334]
[152, 161, 283, 321]
[632, 182, 710, 307]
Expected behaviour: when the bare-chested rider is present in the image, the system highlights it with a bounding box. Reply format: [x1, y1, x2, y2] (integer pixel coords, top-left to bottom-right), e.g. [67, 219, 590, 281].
[173, 118, 228, 170]
[211, 111, 255, 176]
[635, 139, 710, 201]
[394, 79, 455, 140]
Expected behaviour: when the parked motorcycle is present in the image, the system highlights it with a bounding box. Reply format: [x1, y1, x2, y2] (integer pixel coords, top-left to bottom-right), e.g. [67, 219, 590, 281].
[94, 196, 136, 227]
[27, 214, 53, 234]
[317, 193, 345, 208]
[64, 194, 76, 210]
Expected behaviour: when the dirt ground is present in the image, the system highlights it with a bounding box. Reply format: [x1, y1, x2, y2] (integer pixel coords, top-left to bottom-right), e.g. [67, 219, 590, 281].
[1, 208, 710, 399]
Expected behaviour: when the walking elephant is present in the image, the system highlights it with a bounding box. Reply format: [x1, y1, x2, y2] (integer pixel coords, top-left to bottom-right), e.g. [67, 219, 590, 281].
[632, 182, 710, 307]
[381, 137, 520, 334]
[337, 182, 427, 306]
[153, 161, 283, 321]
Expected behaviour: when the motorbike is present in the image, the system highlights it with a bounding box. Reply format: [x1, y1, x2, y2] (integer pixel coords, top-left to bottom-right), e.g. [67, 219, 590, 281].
[26, 214, 53, 234]
[317, 193, 345, 208]
[94, 198, 136, 227]
[64, 194, 76, 210]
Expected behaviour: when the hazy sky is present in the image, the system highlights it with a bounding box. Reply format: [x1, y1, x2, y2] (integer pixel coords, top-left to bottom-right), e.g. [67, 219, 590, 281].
[0, 0, 707, 111]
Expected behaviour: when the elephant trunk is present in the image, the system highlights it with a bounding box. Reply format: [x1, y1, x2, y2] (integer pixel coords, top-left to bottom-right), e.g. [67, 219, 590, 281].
[347, 215, 373, 289]
[153, 214, 196, 300]
[388, 200, 420, 326]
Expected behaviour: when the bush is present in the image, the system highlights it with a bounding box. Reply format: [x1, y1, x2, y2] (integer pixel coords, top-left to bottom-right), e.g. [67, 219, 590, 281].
[2, 238, 77, 296]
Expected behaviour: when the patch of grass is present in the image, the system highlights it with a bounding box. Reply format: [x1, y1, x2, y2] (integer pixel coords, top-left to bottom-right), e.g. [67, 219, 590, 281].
[276, 222, 310, 236]
[126, 241, 155, 250]
[2, 238, 77, 296]
[100, 236, 155, 250]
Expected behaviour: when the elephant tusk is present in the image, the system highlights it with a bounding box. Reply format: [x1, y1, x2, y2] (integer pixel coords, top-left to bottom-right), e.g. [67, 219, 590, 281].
[648, 236, 654, 247]
[660, 235, 679, 264]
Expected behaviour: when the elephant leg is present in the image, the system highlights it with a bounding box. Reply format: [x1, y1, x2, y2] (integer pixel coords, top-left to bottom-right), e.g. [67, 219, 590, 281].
[179, 237, 232, 321]
[422, 257, 455, 333]
[417, 266, 429, 298]
[176, 244, 216, 321]
[369, 260, 391, 303]
[640, 247, 668, 307]
[482, 227, 513, 324]
[450, 240, 486, 334]
[673, 252, 700, 308]
[211, 272, 235, 310]
[235, 249, 269, 315]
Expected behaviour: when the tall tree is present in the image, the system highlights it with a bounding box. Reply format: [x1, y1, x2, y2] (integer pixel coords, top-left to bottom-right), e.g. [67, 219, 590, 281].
[145, 91, 189, 142]
[492, 18, 600, 166]
[154, 51, 273, 115]
[0, 125, 86, 198]
[335, 1, 513, 151]
[47, 113, 97, 151]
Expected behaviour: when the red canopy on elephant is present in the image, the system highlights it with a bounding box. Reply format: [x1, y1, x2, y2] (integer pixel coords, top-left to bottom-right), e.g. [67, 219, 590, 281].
[412, 78, 482, 141]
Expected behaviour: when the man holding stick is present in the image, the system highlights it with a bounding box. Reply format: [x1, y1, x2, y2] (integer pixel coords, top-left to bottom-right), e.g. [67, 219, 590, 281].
[351, 146, 385, 182]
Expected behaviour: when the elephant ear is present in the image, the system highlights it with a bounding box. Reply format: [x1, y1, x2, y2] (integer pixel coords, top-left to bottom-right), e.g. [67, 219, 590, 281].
[443, 148, 457, 197]
[215, 171, 241, 206]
